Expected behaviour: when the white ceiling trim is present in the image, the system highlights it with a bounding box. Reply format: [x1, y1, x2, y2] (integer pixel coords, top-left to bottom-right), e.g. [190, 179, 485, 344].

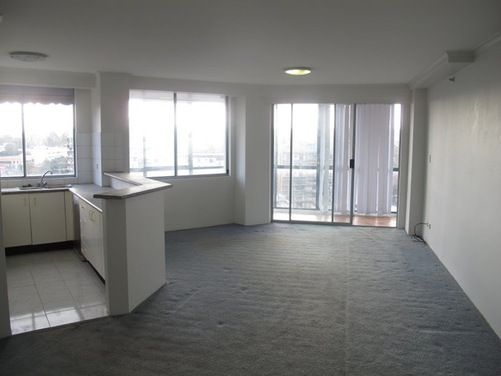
[408, 51, 475, 89]
[409, 32, 501, 90]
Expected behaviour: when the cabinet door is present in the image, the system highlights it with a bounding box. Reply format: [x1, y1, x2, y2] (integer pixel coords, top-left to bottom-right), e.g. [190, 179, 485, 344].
[79, 200, 91, 258]
[30, 192, 67, 245]
[1, 194, 32, 247]
[79, 200, 105, 279]
[88, 207, 105, 278]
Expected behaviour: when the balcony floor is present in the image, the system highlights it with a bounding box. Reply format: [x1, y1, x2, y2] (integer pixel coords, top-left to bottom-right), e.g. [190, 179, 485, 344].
[273, 208, 397, 227]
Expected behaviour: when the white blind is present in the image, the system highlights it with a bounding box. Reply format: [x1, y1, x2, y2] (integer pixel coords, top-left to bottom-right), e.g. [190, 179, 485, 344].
[0, 85, 74, 105]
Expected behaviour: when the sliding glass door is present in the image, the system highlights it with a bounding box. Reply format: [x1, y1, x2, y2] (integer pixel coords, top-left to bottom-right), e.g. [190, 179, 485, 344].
[272, 103, 353, 224]
[272, 102, 401, 227]
[290, 104, 333, 222]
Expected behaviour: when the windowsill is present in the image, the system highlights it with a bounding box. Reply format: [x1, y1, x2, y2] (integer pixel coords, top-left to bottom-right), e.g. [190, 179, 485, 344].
[0, 176, 80, 189]
[0, 175, 76, 180]
[144, 173, 231, 181]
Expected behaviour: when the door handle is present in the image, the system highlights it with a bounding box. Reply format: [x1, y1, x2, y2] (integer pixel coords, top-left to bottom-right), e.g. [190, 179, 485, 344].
[349, 159, 355, 169]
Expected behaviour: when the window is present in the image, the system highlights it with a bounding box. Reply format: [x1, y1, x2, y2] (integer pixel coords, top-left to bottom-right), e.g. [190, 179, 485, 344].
[129, 90, 228, 177]
[0, 86, 75, 178]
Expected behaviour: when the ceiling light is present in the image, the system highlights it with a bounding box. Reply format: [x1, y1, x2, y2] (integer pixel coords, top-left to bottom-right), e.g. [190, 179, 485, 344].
[9, 51, 48, 62]
[284, 67, 312, 76]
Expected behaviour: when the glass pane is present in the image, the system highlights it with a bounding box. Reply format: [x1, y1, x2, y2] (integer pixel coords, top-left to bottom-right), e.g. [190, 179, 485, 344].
[0, 102, 24, 177]
[333, 104, 353, 224]
[24, 103, 75, 176]
[129, 90, 175, 177]
[273, 104, 291, 220]
[176, 93, 226, 176]
[290, 104, 334, 222]
[392, 103, 401, 213]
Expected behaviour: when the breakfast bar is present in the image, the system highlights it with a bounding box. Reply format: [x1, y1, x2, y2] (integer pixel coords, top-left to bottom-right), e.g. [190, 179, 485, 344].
[96, 172, 172, 315]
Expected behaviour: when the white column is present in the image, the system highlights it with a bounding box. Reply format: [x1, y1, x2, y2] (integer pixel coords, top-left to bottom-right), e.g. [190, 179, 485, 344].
[241, 94, 272, 225]
[405, 89, 428, 235]
[92, 72, 131, 187]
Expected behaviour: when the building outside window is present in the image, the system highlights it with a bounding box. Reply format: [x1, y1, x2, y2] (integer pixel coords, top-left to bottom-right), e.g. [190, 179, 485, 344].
[129, 90, 228, 178]
[0, 86, 75, 178]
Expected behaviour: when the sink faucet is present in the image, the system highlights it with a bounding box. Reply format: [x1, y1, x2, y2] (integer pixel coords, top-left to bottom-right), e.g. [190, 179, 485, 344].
[40, 170, 53, 187]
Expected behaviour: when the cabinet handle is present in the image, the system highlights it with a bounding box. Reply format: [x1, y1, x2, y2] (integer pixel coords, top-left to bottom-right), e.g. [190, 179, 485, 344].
[33, 197, 37, 207]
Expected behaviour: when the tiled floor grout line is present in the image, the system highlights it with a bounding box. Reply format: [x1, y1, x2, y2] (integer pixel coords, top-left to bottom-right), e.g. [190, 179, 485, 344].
[27, 268, 51, 325]
[49, 253, 86, 326]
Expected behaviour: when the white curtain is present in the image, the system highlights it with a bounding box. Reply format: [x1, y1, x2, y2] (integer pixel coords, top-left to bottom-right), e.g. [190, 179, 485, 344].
[317, 104, 333, 213]
[333, 105, 353, 215]
[354, 104, 395, 216]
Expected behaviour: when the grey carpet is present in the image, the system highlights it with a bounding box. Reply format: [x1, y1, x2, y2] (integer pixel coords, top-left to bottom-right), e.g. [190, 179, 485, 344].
[0, 224, 500, 375]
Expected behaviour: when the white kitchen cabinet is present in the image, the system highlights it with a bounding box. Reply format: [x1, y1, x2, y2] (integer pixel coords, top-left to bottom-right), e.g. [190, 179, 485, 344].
[79, 199, 105, 279]
[1, 191, 70, 247]
[1, 194, 32, 248]
[29, 192, 67, 245]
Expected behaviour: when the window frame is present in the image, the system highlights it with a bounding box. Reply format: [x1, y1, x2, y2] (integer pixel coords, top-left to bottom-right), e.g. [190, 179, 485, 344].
[0, 95, 77, 179]
[129, 90, 230, 179]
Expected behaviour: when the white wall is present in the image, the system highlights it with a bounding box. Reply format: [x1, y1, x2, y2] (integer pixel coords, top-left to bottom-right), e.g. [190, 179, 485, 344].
[405, 89, 428, 235]
[91, 87, 102, 186]
[98, 73, 130, 175]
[233, 96, 246, 224]
[240, 93, 272, 225]
[74, 89, 94, 183]
[423, 43, 501, 337]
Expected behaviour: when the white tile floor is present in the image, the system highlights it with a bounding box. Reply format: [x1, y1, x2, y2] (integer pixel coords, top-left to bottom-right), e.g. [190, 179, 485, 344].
[6, 249, 108, 335]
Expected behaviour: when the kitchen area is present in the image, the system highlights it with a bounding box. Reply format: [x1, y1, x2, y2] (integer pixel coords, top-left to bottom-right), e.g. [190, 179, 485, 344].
[0, 81, 174, 338]
[2, 174, 110, 334]
[1, 171, 171, 335]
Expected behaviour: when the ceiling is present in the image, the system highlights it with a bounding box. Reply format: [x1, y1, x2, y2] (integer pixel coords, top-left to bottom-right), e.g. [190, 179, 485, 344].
[0, 0, 500, 85]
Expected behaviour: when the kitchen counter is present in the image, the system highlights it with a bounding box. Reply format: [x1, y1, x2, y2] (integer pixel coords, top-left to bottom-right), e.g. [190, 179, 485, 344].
[1, 174, 171, 209]
[70, 185, 110, 212]
[97, 172, 172, 199]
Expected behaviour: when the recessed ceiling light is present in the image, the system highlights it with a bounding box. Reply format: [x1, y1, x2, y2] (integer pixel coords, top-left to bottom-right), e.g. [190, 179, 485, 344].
[9, 51, 48, 62]
[284, 67, 312, 76]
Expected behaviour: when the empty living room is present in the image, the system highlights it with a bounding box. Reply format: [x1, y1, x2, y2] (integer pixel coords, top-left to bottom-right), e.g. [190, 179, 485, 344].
[0, 1, 500, 375]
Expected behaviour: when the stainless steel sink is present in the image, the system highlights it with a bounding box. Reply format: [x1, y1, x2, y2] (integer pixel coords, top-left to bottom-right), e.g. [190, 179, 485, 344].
[18, 184, 72, 191]
[18, 186, 44, 191]
[46, 184, 72, 189]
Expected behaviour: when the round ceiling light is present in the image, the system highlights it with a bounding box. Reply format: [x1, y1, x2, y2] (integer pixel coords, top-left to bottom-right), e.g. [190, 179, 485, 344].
[9, 51, 48, 62]
[284, 67, 312, 76]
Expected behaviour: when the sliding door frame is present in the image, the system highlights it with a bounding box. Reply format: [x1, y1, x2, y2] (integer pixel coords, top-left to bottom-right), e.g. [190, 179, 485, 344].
[271, 102, 403, 228]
